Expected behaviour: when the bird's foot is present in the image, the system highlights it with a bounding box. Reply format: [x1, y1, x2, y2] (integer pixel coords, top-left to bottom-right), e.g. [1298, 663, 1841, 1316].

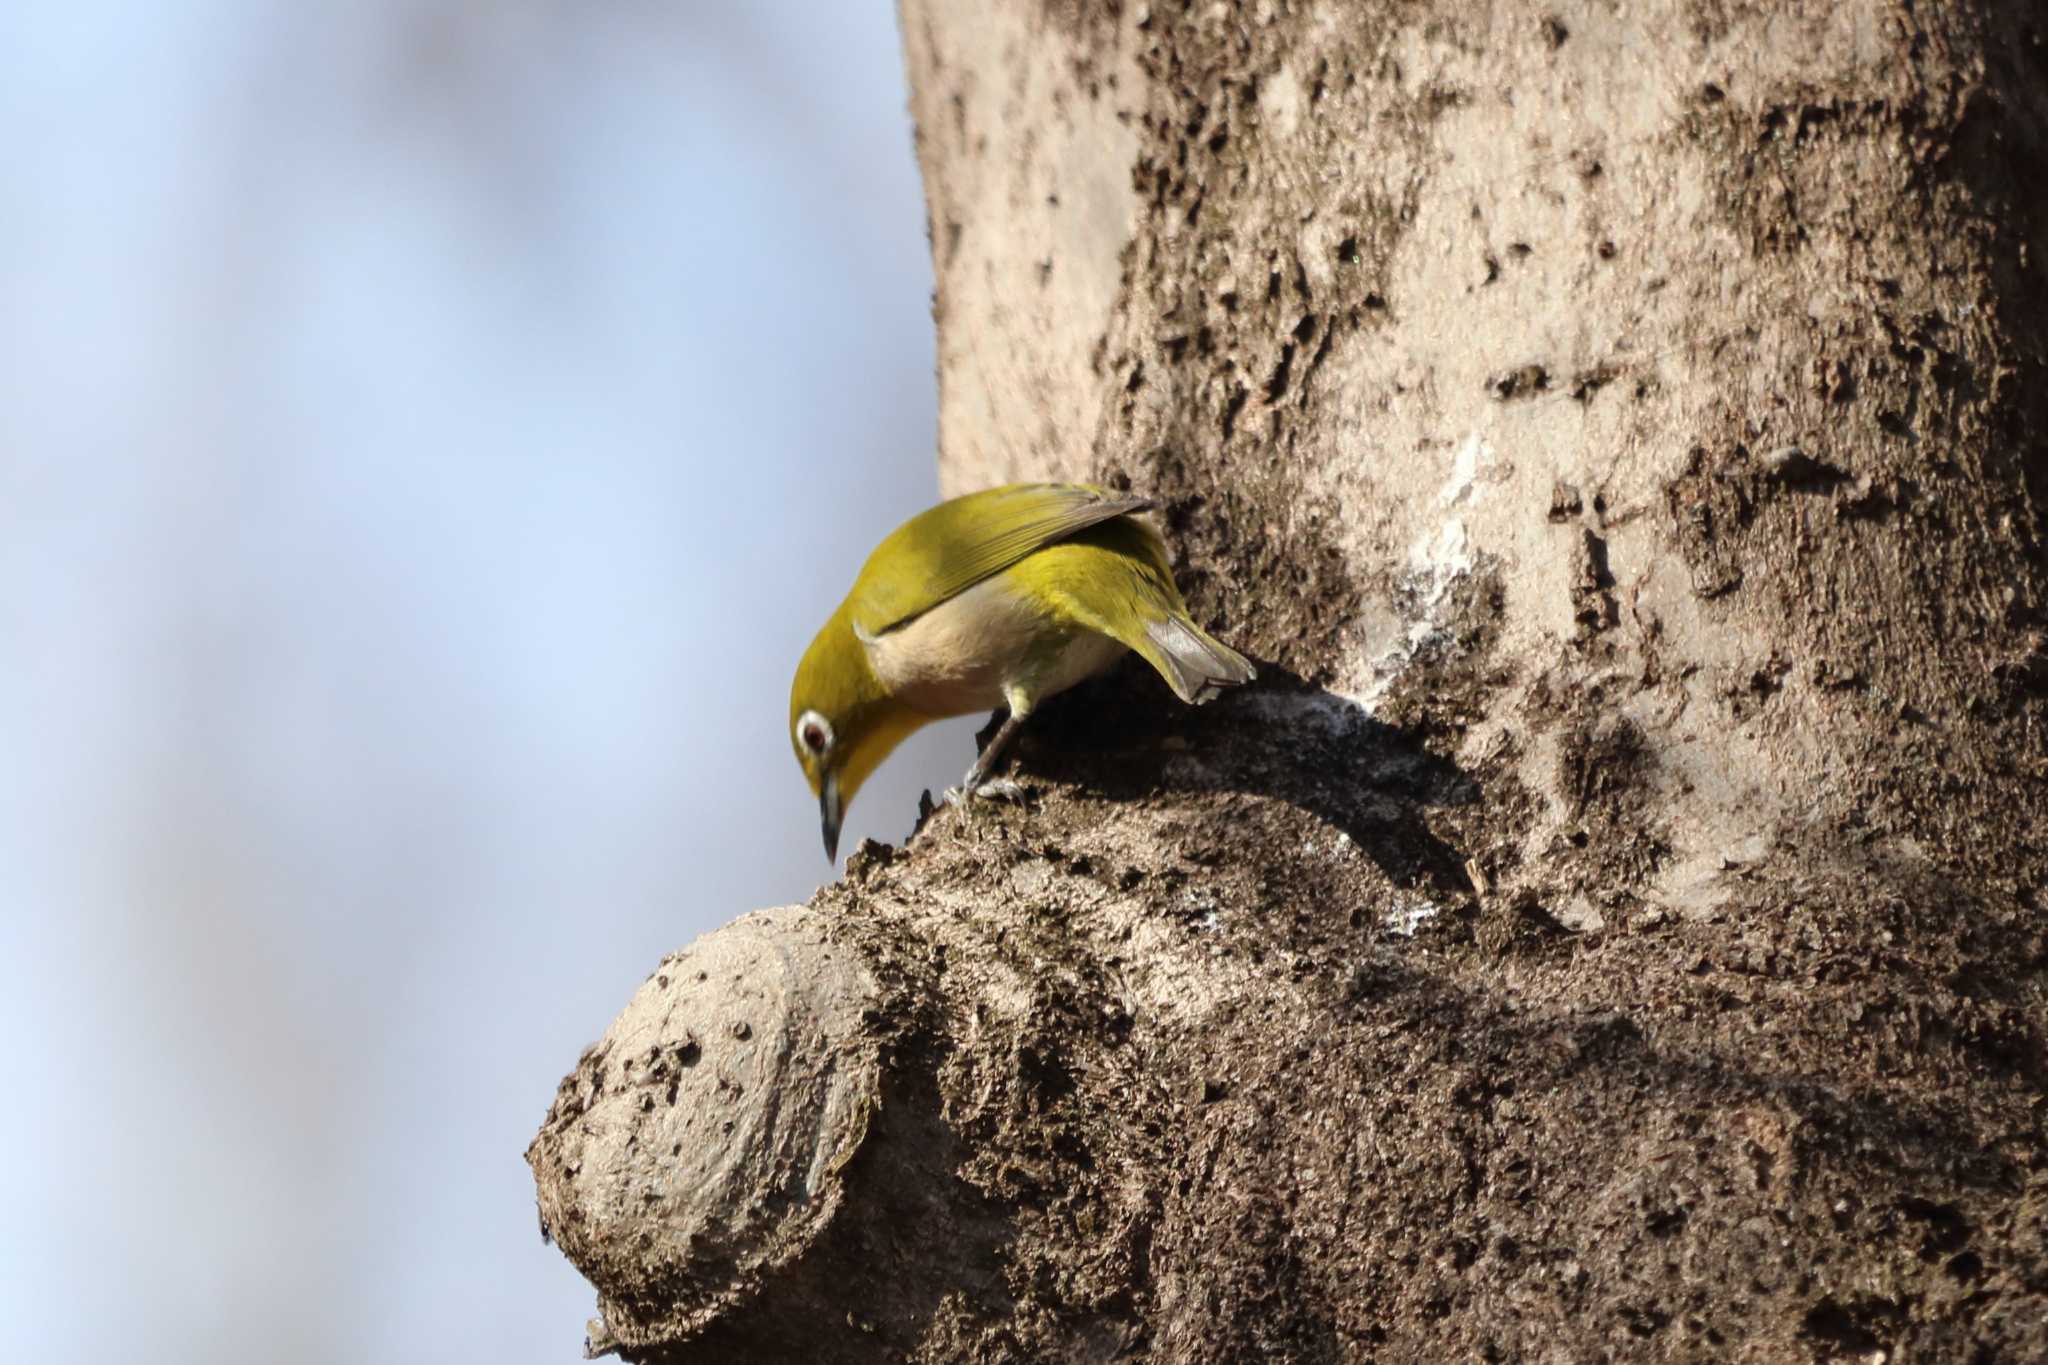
[941, 776, 1028, 808]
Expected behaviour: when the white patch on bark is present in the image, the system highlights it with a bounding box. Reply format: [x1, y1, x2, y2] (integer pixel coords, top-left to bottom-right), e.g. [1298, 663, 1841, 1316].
[1352, 431, 1491, 712]
[1383, 895, 1441, 937]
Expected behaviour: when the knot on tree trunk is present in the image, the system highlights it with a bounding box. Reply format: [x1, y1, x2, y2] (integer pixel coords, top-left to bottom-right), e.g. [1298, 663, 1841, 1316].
[527, 909, 881, 1358]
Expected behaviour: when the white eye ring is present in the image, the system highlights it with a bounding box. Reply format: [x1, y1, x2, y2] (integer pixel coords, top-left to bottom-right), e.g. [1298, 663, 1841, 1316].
[796, 709, 834, 756]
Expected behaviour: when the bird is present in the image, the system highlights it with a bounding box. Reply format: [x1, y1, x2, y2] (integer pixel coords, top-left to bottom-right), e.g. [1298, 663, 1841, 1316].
[789, 481, 1256, 861]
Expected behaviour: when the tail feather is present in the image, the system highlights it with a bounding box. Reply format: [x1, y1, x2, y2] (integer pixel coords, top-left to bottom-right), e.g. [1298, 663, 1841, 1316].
[1142, 615, 1258, 704]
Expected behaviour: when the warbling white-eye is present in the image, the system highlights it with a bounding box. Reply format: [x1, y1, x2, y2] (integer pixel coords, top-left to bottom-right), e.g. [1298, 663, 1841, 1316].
[789, 482, 1255, 860]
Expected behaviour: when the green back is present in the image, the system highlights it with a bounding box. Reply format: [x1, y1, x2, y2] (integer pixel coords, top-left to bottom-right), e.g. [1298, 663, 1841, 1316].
[848, 483, 1153, 635]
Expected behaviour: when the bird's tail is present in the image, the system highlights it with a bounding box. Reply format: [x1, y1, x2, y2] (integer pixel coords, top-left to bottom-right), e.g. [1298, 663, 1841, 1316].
[1141, 614, 1258, 704]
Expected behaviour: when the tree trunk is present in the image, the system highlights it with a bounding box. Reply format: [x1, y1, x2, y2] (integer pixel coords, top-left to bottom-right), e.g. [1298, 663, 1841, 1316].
[530, 1, 2048, 1360]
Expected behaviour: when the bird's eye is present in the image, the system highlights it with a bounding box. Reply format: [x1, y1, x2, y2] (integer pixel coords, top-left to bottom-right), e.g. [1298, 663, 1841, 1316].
[796, 710, 832, 755]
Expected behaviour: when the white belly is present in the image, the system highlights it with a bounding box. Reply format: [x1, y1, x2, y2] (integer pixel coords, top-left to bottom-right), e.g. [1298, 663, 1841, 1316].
[863, 575, 1126, 717]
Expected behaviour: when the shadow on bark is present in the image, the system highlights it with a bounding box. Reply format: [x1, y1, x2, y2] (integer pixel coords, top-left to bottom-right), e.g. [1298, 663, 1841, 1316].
[972, 660, 1482, 898]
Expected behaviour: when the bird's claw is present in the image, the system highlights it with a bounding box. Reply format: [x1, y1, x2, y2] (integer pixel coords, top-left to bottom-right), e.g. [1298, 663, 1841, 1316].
[942, 776, 1028, 808]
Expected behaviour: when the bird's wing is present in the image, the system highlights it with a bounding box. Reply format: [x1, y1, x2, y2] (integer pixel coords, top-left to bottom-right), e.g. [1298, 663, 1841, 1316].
[850, 483, 1154, 636]
[1015, 516, 1259, 705]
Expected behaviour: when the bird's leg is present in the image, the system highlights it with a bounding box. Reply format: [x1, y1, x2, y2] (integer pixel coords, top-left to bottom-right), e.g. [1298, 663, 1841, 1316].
[963, 709, 1025, 791]
[943, 704, 1031, 807]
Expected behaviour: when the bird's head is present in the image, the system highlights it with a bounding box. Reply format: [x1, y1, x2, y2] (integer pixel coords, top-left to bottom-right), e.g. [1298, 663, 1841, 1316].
[790, 609, 925, 862]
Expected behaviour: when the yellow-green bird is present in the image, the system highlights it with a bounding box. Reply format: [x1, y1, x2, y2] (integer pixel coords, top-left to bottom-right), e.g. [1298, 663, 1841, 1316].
[790, 482, 1255, 860]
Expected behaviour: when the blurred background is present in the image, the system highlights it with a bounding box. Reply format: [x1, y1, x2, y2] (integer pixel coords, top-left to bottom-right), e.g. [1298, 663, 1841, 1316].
[0, 3, 971, 1360]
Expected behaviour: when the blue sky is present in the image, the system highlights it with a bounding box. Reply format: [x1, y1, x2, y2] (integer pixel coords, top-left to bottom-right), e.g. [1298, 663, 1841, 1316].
[0, 4, 973, 1359]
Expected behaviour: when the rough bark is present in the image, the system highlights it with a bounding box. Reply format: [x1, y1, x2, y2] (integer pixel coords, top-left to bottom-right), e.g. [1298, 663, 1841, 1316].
[531, 1, 2048, 1360]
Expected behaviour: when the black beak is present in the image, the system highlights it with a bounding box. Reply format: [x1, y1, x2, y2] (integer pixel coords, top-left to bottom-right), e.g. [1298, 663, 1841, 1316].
[820, 771, 842, 863]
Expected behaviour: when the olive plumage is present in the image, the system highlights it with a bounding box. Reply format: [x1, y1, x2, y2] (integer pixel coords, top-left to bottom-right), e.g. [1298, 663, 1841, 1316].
[789, 482, 1254, 859]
